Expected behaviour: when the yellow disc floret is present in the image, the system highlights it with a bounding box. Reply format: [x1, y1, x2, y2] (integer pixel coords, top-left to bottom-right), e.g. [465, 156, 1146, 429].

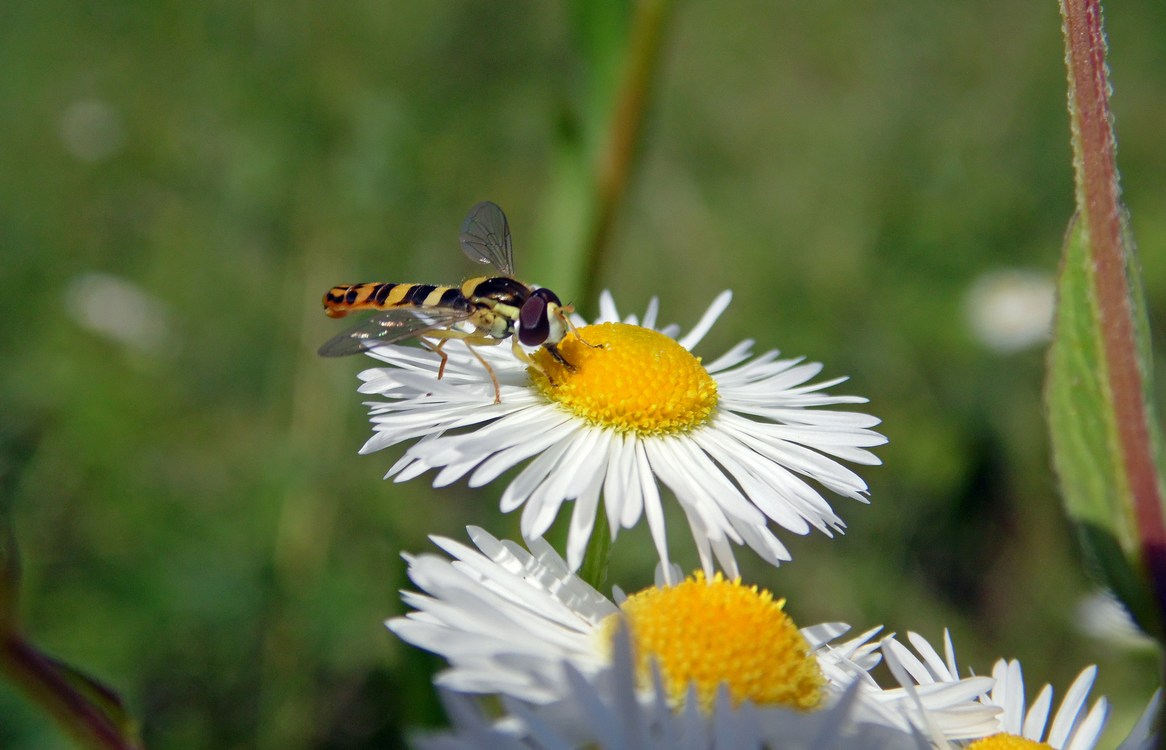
[967, 737, 1050, 750]
[598, 572, 824, 713]
[531, 323, 718, 435]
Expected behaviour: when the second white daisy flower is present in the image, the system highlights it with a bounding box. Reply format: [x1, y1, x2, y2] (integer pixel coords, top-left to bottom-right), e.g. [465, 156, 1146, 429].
[389, 527, 997, 743]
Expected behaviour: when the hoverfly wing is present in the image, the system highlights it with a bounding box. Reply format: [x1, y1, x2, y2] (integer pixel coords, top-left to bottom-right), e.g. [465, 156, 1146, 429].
[459, 201, 515, 277]
[317, 306, 475, 357]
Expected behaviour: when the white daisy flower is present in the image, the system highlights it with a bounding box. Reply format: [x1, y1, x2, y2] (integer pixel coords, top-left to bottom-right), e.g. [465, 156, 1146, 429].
[880, 631, 1156, 750]
[357, 290, 886, 577]
[388, 527, 995, 744]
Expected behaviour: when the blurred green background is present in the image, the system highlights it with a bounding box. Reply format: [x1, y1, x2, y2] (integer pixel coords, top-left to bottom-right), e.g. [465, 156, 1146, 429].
[2, 0, 1165, 747]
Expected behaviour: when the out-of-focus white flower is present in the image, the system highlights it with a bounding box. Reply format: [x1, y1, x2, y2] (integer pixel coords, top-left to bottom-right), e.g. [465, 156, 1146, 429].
[1073, 592, 1156, 651]
[64, 272, 172, 355]
[60, 99, 126, 163]
[964, 269, 1055, 353]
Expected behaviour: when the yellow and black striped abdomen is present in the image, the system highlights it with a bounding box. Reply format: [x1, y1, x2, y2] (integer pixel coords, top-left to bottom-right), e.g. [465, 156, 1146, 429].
[322, 282, 470, 319]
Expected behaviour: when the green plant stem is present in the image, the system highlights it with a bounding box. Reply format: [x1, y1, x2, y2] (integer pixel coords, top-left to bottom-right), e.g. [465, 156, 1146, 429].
[579, 0, 673, 305]
[0, 634, 141, 750]
[1060, 0, 1166, 627]
[579, 501, 612, 591]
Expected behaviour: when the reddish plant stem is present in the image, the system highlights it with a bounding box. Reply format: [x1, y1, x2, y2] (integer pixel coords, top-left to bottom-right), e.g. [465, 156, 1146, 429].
[0, 634, 139, 750]
[1061, 0, 1166, 624]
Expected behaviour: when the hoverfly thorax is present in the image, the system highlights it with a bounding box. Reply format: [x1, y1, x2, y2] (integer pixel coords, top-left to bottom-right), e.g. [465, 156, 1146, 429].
[465, 276, 529, 309]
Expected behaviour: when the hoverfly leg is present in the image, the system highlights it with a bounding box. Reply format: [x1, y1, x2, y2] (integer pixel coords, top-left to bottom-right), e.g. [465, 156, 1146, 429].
[545, 343, 575, 371]
[510, 337, 562, 387]
[560, 306, 603, 350]
[512, 339, 573, 389]
[428, 330, 505, 403]
[464, 341, 503, 404]
[419, 338, 452, 380]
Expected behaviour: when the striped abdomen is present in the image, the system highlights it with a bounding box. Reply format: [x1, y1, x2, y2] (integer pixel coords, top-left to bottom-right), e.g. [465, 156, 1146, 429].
[322, 282, 472, 319]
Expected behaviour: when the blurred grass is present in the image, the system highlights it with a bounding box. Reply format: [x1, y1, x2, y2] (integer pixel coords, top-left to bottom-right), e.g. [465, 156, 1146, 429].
[1, 0, 1164, 747]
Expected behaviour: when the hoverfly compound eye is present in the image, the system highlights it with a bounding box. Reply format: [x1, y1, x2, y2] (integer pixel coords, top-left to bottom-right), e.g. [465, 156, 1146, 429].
[533, 287, 563, 307]
[518, 288, 568, 346]
[518, 294, 550, 346]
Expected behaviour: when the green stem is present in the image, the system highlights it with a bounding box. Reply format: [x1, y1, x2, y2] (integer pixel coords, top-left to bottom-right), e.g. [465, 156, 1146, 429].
[579, 500, 612, 591]
[1059, 0, 1166, 627]
[0, 529, 140, 749]
[579, 0, 674, 305]
[0, 634, 141, 750]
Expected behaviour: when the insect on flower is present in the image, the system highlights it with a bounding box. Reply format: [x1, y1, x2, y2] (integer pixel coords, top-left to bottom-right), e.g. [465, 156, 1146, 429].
[319, 201, 581, 403]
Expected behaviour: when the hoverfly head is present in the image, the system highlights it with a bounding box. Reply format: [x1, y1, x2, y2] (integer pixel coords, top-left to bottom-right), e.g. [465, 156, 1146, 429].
[518, 287, 569, 346]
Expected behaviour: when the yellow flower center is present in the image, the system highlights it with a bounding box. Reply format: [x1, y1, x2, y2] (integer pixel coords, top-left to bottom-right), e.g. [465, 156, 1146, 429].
[598, 572, 824, 713]
[967, 735, 1050, 750]
[530, 323, 719, 435]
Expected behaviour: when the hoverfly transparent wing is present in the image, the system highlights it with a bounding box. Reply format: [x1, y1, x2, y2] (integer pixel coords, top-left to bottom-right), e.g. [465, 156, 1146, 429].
[317, 306, 476, 357]
[459, 201, 515, 277]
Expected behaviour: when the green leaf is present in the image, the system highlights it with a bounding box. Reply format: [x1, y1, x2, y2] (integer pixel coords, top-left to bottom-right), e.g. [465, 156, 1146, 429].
[1046, 214, 1161, 635]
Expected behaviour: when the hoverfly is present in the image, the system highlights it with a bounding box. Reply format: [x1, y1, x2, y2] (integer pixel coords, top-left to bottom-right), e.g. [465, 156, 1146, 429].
[319, 201, 579, 403]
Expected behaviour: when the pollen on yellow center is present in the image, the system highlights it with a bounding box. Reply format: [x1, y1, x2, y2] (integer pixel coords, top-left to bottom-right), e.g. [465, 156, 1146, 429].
[966, 735, 1051, 750]
[598, 572, 824, 713]
[530, 322, 718, 435]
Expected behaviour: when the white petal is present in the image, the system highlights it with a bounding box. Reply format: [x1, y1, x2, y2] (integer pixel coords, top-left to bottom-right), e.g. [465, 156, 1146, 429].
[598, 290, 619, 322]
[641, 296, 660, 329]
[1024, 685, 1054, 740]
[636, 440, 673, 583]
[1048, 666, 1098, 748]
[1065, 698, 1109, 750]
[565, 466, 605, 570]
[604, 432, 642, 529]
[677, 290, 732, 350]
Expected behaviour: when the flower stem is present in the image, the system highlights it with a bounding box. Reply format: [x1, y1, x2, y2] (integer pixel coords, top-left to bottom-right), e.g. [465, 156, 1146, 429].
[578, 0, 674, 305]
[579, 500, 612, 591]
